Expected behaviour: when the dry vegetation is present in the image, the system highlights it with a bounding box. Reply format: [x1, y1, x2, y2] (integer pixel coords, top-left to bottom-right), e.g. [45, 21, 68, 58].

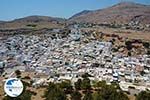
[81, 27, 150, 41]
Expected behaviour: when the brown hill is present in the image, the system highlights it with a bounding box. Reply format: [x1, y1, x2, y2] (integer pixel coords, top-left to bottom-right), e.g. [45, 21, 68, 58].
[69, 10, 92, 19]
[0, 16, 66, 29]
[0, 21, 5, 24]
[69, 2, 150, 25]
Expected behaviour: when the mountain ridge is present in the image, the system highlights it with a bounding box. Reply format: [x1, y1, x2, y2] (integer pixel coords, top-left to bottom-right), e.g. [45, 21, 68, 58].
[69, 2, 150, 25]
[0, 2, 150, 29]
[0, 15, 66, 29]
[12, 15, 66, 23]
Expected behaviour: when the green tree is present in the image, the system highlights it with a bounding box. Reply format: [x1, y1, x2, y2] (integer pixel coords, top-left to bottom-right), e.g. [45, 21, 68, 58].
[83, 91, 93, 100]
[44, 82, 67, 100]
[82, 73, 92, 78]
[71, 91, 82, 100]
[93, 83, 128, 100]
[143, 42, 149, 49]
[136, 90, 150, 100]
[125, 41, 132, 50]
[15, 70, 21, 78]
[18, 90, 36, 100]
[81, 77, 91, 90]
[94, 80, 107, 89]
[128, 52, 132, 57]
[58, 80, 73, 94]
[147, 50, 150, 55]
[93, 91, 103, 100]
[74, 79, 82, 90]
[111, 82, 121, 90]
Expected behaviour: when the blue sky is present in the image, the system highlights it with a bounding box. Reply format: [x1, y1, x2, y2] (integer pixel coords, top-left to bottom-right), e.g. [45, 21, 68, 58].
[0, 0, 150, 21]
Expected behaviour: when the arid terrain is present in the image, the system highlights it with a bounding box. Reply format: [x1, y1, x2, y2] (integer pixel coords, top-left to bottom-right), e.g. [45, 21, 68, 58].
[0, 2, 150, 100]
[69, 2, 150, 25]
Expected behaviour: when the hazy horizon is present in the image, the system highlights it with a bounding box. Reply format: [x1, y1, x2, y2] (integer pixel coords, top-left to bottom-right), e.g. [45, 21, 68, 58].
[0, 0, 150, 21]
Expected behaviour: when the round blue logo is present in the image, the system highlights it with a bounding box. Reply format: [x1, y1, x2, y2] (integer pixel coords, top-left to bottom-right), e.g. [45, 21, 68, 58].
[4, 78, 24, 97]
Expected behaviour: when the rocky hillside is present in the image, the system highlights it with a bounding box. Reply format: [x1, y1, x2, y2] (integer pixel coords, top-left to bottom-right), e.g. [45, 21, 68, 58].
[0, 16, 66, 29]
[0, 2, 150, 31]
[69, 10, 92, 19]
[69, 2, 150, 25]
